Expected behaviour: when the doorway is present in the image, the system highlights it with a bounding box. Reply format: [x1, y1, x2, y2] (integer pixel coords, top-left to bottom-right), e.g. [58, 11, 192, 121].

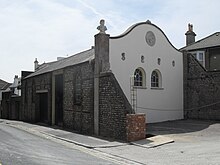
[55, 74, 63, 126]
[39, 93, 48, 123]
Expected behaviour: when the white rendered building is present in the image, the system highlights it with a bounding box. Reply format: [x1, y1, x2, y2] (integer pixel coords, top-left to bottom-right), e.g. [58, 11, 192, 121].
[109, 21, 183, 123]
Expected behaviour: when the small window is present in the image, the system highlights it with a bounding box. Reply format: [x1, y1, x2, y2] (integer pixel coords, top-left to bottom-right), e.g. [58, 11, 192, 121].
[190, 51, 205, 67]
[134, 68, 146, 87]
[172, 60, 175, 67]
[157, 58, 161, 65]
[141, 55, 144, 63]
[121, 53, 125, 61]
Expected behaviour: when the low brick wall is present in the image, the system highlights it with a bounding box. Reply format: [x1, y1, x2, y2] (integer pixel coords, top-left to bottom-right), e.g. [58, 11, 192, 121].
[126, 114, 146, 142]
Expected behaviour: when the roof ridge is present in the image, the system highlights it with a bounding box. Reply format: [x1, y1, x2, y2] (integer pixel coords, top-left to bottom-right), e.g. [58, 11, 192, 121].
[41, 48, 94, 65]
[25, 48, 95, 79]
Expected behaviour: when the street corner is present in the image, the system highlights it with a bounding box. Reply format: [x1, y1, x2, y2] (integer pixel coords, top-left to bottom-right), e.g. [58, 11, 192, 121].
[131, 135, 174, 148]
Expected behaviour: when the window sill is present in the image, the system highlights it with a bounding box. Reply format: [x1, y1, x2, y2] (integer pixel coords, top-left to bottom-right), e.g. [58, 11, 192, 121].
[133, 86, 147, 89]
[151, 87, 164, 90]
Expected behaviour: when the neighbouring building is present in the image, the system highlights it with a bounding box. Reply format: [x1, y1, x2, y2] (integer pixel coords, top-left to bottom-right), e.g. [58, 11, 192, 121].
[182, 24, 220, 71]
[0, 79, 11, 118]
[1, 75, 22, 120]
[181, 24, 220, 120]
[0, 79, 11, 102]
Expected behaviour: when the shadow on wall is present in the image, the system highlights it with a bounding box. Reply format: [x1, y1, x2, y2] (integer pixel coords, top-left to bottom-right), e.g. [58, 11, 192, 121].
[147, 119, 219, 135]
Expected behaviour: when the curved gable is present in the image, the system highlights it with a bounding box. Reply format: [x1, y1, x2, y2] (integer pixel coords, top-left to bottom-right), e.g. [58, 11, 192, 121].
[110, 21, 179, 51]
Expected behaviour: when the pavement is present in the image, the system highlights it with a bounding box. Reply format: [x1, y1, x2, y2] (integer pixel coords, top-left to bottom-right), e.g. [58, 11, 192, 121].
[0, 119, 174, 149]
[1, 119, 220, 165]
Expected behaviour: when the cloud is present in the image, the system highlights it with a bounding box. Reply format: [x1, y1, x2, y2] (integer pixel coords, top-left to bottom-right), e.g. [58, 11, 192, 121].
[0, 0, 98, 81]
[1, 0, 220, 82]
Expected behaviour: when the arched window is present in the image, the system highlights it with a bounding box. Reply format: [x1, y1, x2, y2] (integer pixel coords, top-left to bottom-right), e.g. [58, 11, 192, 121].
[151, 70, 161, 88]
[134, 68, 145, 87]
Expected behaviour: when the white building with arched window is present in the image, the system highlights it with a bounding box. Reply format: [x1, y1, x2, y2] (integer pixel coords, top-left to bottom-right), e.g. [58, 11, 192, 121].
[109, 21, 183, 123]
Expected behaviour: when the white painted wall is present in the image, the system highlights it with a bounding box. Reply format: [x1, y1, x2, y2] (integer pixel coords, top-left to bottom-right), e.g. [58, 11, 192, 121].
[109, 23, 183, 123]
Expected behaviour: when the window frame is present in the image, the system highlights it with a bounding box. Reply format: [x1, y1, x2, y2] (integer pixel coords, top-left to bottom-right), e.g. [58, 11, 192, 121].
[133, 68, 146, 88]
[151, 69, 163, 89]
[191, 51, 205, 67]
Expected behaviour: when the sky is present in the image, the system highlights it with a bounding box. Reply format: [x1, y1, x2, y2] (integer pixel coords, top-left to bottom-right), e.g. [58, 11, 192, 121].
[0, 0, 220, 82]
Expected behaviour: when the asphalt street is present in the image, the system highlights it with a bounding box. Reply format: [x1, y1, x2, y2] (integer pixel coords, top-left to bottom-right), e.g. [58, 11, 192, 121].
[98, 120, 220, 165]
[1, 119, 220, 165]
[0, 123, 116, 165]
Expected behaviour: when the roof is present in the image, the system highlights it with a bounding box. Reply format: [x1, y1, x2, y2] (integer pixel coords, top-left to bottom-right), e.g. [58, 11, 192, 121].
[26, 48, 94, 79]
[0, 79, 11, 90]
[180, 32, 220, 51]
[0, 79, 7, 89]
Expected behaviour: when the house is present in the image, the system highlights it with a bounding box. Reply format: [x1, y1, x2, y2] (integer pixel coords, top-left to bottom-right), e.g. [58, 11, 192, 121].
[0, 79, 11, 102]
[0, 79, 11, 118]
[9, 75, 21, 96]
[1, 75, 22, 120]
[181, 24, 220, 71]
[181, 24, 220, 120]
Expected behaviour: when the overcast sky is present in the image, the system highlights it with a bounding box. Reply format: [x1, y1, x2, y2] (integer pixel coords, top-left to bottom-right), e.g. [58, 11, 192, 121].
[1, 0, 220, 82]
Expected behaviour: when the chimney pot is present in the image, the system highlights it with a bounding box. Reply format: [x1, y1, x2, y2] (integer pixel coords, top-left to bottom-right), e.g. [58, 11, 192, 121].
[185, 23, 196, 46]
[34, 58, 39, 71]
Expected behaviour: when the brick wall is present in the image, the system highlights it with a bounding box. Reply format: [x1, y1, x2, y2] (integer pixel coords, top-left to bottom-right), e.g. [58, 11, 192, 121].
[126, 114, 146, 142]
[99, 72, 133, 141]
[21, 72, 52, 123]
[1, 91, 11, 119]
[20, 61, 146, 141]
[184, 53, 220, 120]
[1, 91, 21, 120]
[63, 62, 94, 134]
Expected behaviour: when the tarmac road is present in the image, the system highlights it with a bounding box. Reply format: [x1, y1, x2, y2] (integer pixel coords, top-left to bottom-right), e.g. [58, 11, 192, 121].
[1, 119, 220, 165]
[0, 123, 116, 165]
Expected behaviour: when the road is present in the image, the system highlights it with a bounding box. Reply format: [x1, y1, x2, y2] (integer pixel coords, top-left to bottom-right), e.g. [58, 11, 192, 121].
[97, 120, 220, 165]
[0, 123, 116, 165]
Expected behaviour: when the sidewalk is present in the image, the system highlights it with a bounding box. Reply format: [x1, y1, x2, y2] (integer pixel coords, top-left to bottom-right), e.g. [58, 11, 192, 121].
[0, 119, 173, 149]
[1, 119, 125, 148]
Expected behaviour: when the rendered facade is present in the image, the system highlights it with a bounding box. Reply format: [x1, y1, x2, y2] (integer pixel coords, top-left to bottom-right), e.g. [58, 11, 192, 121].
[109, 21, 183, 123]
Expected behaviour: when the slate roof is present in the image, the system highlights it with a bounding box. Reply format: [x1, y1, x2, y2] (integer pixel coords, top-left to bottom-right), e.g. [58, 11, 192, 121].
[0, 79, 11, 90]
[26, 48, 94, 79]
[180, 32, 220, 51]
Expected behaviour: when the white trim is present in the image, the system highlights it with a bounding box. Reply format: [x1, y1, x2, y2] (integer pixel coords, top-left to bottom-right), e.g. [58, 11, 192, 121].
[191, 51, 205, 67]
